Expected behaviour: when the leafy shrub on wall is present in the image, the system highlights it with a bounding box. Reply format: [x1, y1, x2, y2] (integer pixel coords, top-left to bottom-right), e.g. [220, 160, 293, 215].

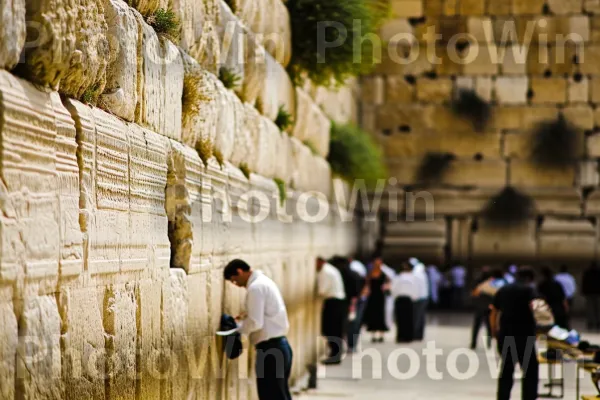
[328, 122, 387, 188]
[286, 0, 388, 87]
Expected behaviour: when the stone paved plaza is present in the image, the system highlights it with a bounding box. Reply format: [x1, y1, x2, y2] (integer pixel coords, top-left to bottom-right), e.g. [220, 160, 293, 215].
[299, 313, 600, 400]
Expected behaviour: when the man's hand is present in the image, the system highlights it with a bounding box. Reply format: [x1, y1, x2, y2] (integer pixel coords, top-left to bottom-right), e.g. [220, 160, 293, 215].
[235, 313, 247, 322]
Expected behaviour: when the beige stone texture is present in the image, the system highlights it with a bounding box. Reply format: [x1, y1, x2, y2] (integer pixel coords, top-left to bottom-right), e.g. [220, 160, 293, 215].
[512, 0, 546, 14]
[128, 0, 168, 16]
[0, 296, 17, 399]
[384, 131, 502, 159]
[423, 105, 477, 133]
[59, 287, 106, 400]
[443, 0, 459, 15]
[538, 218, 596, 260]
[23, 0, 108, 100]
[568, 15, 591, 42]
[499, 45, 528, 75]
[592, 16, 600, 41]
[380, 19, 414, 43]
[548, 0, 583, 15]
[425, 0, 444, 16]
[383, 220, 446, 264]
[185, 0, 221, 74]
[471, 221, 537, 262]
[100, 0, 139, 121]
[136, 280, 162, 400]
[564, 105, 595, 130]
[0, 71, 84, 286]
[462, 44, 500, 75]
[590, 77, 600, 103]
[416, 77, 453, 103]
[488, 0, 511, 15]
[391, 0, 424, 17]
[103, 284, 137, 400]
[475, 76, 494, 101]
[494, 76, 528, 105]
[511, 161, 576, 188]
[313, 82, 359, 124]
[568, 76, 590, 103]
[460, 0, 485, 15]
[257, 52, 295, 122]
[588, 133, 600, 157]
[530, 77, 567, 104]
[375, 45, 434, 75]
[243, 31, 268, 106]
[526, 44, 551, 75]
[579, 161, 599, 187]
[580, 45, 600, 74]
[180, 51, 220, 149]
[0, 0, 25, 70]
[361, 76, 385, 105]
[218, 1, 247, 99]
[468, 17, 495, 42]
[16, 295, 64, 399]
[377, 104, 430, 134]
[293, 88, 331, 158]
[586, 0, 600, 13]
[525, 188, 582, 215]
[136, 18, 183, 140]
[214, 85, 238, 162]
[385, 76, 415, 103]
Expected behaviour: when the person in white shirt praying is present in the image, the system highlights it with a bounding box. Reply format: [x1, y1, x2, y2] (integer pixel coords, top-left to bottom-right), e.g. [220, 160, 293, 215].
[224, 259, 292, 400]
[411, 258, 430, 341]
[316, 257, 347, 364]
[391, 262, 419, 343]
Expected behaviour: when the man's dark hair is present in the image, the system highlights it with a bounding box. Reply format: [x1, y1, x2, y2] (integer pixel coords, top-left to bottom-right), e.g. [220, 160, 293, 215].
[491, 269, 504, 279]
[541, 266, 553, 280]
[224, 259, 251, 280]
[517, 267, 535, 282]
[559, 264, 568, 273]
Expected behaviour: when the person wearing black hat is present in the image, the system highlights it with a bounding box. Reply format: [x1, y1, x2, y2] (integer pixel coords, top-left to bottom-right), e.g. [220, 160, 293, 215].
[224, 259, 292, 400]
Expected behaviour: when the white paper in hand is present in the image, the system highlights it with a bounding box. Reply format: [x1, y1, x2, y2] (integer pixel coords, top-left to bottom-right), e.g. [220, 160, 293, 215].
[216, 327, 240, 336]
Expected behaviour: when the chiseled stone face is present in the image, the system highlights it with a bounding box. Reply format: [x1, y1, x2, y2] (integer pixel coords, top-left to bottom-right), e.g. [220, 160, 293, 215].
[0, 0, 25, 69]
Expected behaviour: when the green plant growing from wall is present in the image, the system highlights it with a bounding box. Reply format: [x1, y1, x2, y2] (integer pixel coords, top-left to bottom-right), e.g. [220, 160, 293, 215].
[147, 8, 181, 41]
[327, 122, 387, 188]
[219, 67, 241, 90]
[182, 75, 209, 127]
[81, 83, 102, 105]
[239, 163, 251, 179]
[275, 106, 294, 133]
[286, 0, 388, 87]
[213, 148, 224, 168]
[274, 178, 287, 205]
[303, 140, 318, 155]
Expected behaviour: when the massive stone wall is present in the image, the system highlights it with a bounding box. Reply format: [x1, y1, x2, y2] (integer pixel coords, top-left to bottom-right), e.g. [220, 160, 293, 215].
[0, 0, 361, 398]
[363, 0, 600, 267]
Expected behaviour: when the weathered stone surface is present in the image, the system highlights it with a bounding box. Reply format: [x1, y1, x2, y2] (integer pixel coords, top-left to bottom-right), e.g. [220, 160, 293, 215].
[391, 0, 424, 17]
[488, 0, 511, 15]
[185, 0, 221, 74]
[0, 297, 17, 400]
[530, 77, 567, 104]
[181, 51, 220, 149]
[293, 87, 331, 157]
[22, 0, 108, 100]
[384, 131, 502, 159]
[538, 218, 596, 260]
[494, 76, 528, 104]
[568, 76, 589, 103]
[100, 0, 139, 121]
[416, 77, 453, 103]
[512, 0, 546, 14]
[548, 0, 583, 14]
[218, 1, 246, 99]
[380, 19, 414, 43]
[382, 220, 446, 264]
[468, 17, 494, 42]
[587, 0, 600, 13]
[471, 222, 537, 262]
[136, 17, 183, 140]
[563, 105, 595, 130]
[103, 284, 137, 400]
[59, 287, 106, 400]
[243, 31, 268, 106]
[257, 52, 295, 122]
[511, 161, 576, 188]
[385, 76, 415, 103]
[462, 44, 499, 75]
[588, 132, 600, 157]
[460, 0, 485, 15]
[500, 45, 528, 75]
[136, 280, 162, 400]
[0, 0, 25, 70]
[128, 0, 168, 16]
[16, 295, 64, 399]
[362, 76, 385, 105]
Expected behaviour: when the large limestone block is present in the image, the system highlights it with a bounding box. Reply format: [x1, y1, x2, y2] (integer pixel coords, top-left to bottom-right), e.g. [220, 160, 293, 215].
[0, 0, 25, 69]
[292, 88, 331, 157]
[380, 19, 414, 43]
[100, 0, 139, 121]
[257, 52, 295, 122]
[588, 132, 600, 157]
[166, 140, 204, 273]
[218, 1, 246, 99]
[128, 0, 168, 15]
[494, 76, 528, 104]
[0, 298, 17, 400]
[226, 164, 254, 257]
[505, 129, 584, 160]
[128, 125, 170, 270]
[59, 287, 106, 400]
[205, 160, 232, 258]
[443, 159, 507, 188]
[214, 85, 238, 162]
[181, 51, 220, 149]
[569, 76, 589, 103]
[563, 105, 595, 130]
[136, 280, 162, 400]
[523, 188, 581, 215]
[230, 100, 253, 167]
[538, 218, 596, 260]
[0, 71, 68, 285]
[587, 0, 600, 13]
[391, 0, 424, 17]
[511, 161, 576, 188]
[65, 101, 129, 275]
[361, 76, 385, 105]
[103, 284, 137, 400]
[290, 137, 312, 191]
[512, 0, 545, 14]
[416, 77, 453, 103]
[255, 117, 280, 178]
[386, 76, 415, 103]
[242, 30, 268, 106]
[471, 221, 537, 262]
[22, 0, 108, 100]
[548, 0, 583, 14]
[580, 46, 600, 75]
[459, 0, 485, 14]
[16, 295, 63, 399]
[384, 131, 502, 159]
[383, 220, 446, 264]
[488, 0, 511, 14]
[422, 105, 478, 133]
[185, 0, 221, 74]
[186, 272, 211, 398]
[462, 45, 499, 75]
[530, 77, 567, 104]
[136, 18, 183, 140]
[377, 104, 430, 134]
[500, 45, 528, 75]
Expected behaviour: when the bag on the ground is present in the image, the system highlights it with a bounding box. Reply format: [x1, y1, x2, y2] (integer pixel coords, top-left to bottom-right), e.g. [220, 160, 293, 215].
[531, 298, 554, 328]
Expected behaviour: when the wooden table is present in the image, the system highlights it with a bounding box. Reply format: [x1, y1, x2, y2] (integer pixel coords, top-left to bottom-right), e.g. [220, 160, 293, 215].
[576, 360, 600, 400]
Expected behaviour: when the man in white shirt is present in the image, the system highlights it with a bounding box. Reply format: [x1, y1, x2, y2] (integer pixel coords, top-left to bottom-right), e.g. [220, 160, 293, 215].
[224, 259, 292, 400]
[411, 258, 430, 341]
[316, 257, 346, 364]
[391, 262, 418, 343]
